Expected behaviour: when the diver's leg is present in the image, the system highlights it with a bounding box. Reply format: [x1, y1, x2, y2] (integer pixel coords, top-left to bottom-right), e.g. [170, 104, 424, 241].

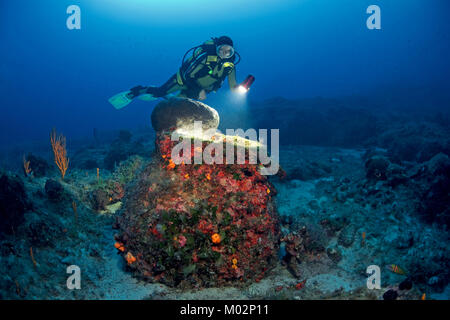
[180, 86, 203, 99]
[146, 74, 182, 97]
[127, 85, 147, 99]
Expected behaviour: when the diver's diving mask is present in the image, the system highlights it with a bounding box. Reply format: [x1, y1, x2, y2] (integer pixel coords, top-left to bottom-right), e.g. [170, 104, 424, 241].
[217, 44, 235, 59]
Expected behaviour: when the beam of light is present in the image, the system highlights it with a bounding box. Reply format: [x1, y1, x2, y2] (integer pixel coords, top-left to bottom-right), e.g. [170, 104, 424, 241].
[237, 85, 249, 94]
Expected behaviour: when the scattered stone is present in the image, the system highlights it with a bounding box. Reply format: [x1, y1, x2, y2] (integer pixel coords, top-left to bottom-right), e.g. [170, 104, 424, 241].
[320, 217, 346, 237]
[418, 153, 450, 225]
[428, 276, 442, 287]
[387, 163, 408, 187]
[399, 278, 413, 291]
[338, 225, 356, 248]
[281, 226, 325, 278]
[90, 189, 110, 211]
[383, 289, 398, 300]
[280, 215, 294, 226]
[326, 246, 342, 263]
[44, 179, 65, 201]
[394, 233, 414, 249]
[425, 153, 450, 176]
[365, 156, 389, 181]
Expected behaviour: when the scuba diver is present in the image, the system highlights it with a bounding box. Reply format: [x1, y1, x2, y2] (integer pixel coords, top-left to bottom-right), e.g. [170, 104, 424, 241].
[109, 36, 255, 109]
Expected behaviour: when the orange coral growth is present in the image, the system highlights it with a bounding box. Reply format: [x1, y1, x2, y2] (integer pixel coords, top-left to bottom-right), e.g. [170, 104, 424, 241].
[125, 252, 136, 264]
[72, 201, 78, 222]
[23, 155, 31, 177]
[14, 280, 21, 296]
[30, 247, 37, 267]
[295, 279, 307, 290]
[231, 258, 238, 269]
[114, 242, 125, 252]
[211, 233, 221, 244]
[50, 128, 69, 179]
[167, 159, 175, 170]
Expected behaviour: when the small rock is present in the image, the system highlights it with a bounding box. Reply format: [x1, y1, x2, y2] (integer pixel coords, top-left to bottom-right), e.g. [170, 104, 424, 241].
[383, 289, 398, 300]
[90, 189, 110, 211]
[428, 276, 440, 286]
[399, 278, 413, 291]
[44, 179, 65, 201]
[326, 246, 342, 263]
[365, 156, 390, 181]
[338, 225, 356, 248]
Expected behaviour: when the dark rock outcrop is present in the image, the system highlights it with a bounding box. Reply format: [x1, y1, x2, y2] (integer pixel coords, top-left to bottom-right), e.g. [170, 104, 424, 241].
[0, 174, 28, 235]
[383, 289, 398, 300]
[417, 153, 450, 225]
[365, 156, 389, 181]
[281, 226, 326, 278]
[44, 179, 65, 201]
[90, 189, 110, 211]
[26, 217, 63, 247]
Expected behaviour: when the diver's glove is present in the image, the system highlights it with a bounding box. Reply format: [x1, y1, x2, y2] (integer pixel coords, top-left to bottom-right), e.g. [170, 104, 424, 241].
[127, 85, 147, 99]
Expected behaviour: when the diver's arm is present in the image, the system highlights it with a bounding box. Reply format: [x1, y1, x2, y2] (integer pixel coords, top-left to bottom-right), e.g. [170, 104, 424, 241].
[228, 68, 238, 91]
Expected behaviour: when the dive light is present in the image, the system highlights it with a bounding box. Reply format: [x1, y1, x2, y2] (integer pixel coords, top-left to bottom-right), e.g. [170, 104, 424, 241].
[238, 74, 255, 93]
